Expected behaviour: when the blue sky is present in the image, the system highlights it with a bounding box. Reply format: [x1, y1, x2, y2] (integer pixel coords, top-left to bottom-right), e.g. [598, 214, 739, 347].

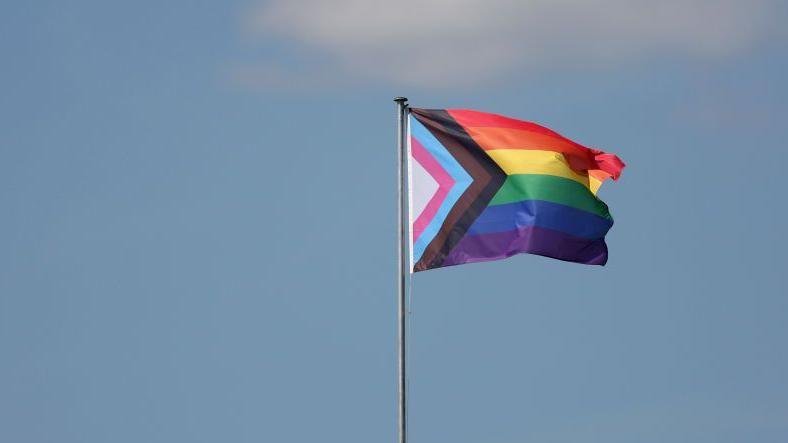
[2, 1, 788, 442]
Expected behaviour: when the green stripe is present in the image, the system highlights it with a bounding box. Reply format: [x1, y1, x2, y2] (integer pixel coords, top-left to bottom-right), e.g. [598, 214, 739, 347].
[490, 174, 612, 219]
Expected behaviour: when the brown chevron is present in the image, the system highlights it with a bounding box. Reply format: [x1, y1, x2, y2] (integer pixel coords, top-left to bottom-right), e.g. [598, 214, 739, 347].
[410, 109, 507, 271]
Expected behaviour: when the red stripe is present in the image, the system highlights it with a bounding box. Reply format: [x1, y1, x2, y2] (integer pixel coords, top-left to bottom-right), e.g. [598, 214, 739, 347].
[449, 109, 570, 139]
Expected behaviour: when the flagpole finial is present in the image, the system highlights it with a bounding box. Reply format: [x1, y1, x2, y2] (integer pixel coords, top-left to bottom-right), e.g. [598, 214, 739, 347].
[394, 97, 408, 103]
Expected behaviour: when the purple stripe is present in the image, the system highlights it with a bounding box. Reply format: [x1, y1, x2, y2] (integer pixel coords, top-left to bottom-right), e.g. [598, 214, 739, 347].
[439, 226, 608, 269]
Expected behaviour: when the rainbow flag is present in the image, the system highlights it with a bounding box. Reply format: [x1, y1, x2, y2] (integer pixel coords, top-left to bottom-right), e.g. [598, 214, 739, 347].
[408, 108, 625, 272]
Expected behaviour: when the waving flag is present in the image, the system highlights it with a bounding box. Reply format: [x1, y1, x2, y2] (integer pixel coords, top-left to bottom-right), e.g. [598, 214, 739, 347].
[408, 108, 625, 272]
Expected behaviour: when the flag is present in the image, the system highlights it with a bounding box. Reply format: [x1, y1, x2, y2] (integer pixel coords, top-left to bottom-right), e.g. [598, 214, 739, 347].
[407, 108, 625, 272]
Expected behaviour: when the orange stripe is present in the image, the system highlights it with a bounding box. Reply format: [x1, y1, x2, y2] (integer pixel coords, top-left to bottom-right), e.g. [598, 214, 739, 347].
[465, 126, 587, 154]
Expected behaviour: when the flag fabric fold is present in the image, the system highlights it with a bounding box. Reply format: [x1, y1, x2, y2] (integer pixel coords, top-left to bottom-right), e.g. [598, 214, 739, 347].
[407, 108, 625, 272]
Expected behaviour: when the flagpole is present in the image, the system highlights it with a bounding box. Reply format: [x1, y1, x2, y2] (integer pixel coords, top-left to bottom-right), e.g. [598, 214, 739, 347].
[394, 96, 409, 443]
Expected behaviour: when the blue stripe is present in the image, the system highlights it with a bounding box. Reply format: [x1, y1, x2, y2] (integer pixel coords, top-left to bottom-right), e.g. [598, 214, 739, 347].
[466, 200, 613, 239]
[410, 116, 472, 263]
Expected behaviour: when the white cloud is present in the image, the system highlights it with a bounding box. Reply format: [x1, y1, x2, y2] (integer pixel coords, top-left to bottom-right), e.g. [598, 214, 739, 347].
[242, 0, 774, 88]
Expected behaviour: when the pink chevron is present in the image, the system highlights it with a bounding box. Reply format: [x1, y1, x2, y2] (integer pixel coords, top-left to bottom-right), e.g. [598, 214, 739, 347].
[412, 136, 455, 242]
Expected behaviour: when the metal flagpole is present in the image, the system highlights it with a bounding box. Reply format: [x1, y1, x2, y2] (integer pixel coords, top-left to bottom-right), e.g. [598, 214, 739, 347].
[394, 96, 409, 443]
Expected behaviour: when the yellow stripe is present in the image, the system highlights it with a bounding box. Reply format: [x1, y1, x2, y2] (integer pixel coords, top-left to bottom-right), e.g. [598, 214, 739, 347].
[589, 176, 602, 195]
[486, 149, 603, 194]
